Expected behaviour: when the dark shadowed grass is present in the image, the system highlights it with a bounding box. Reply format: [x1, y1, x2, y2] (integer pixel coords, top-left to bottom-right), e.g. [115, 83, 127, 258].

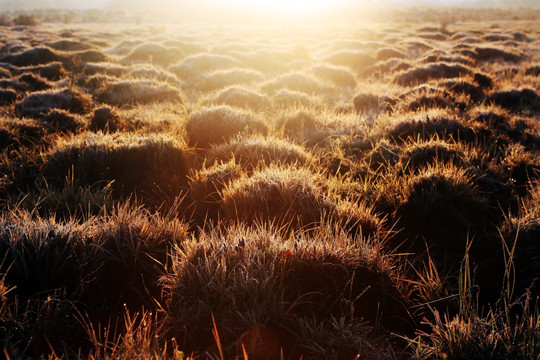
[394, 63, 473, 86]
[17, 88, 92, 117]
[43, 133, 194, 204]
[0, 203, 189, 357]
[161, 224, 410, 359]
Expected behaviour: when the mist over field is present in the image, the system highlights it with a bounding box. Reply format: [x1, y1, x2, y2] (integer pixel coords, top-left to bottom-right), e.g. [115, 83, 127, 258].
[1, 0, 539, 10]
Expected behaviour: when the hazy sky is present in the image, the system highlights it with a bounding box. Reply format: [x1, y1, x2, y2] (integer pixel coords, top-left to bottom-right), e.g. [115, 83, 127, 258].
[0, 0, 536, 10]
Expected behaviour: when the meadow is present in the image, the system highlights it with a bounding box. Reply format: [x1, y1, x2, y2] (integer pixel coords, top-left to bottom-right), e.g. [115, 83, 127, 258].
[0, 7, 540, 359]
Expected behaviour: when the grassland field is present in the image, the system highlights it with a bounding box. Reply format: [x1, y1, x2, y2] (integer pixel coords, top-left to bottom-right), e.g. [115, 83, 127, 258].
[0, 7, 540, 359]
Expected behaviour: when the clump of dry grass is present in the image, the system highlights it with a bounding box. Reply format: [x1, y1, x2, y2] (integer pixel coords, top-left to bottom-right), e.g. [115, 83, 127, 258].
[43, 133, 194, 202]
[196, 68, 264, 92]
[123, 43, 183, 66]
[487, 88, 540, 112]
[17, 73, 51, 91]
[221, 165, 381, 235]
[207, 85, 270, 110]
[441, 79, 484, 102]
[395, 63, 473, 85]
[89, 105, 124, 132]
[74, 49, 111, 64]
[0, 204, 189, 357]
[97, 80, 183, 105]
[169, 53, 240, 81]
[400, 139, 467, 172]
[311, 63, 357, 88]
[261, 72, 333, 95]
[0, 89, 17, 105]
[393, 164, 492, 259]
[273, 88, 315, 107]
[325, 50, 375, 70]
[208, 134, 312, 171]
[17, 88, 92, 117]
[376, 47, 408, 61]
[387, 113, 475, 144]
[186, 160, 243, 225]
[41, 109, 85, 133]
[185, 105, 267, 148]
[353, 93, 395, 113]
[473, 46, 524, 62]
[22, 62, 67, 81]
[47, 39, 93, 52]
[222, 166, 330, 228]
[1, 47, 65, 67]
[161, 224, 407, 358]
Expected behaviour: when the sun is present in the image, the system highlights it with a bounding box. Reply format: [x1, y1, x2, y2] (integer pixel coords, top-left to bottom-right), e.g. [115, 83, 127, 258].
[230, 0, 342, 16]
[248, 0, 333, 13]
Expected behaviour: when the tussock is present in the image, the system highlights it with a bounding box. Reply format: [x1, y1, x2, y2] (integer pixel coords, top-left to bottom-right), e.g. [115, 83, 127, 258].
[44, 133, 193, 200]
[1, 47, 65, 67]
[208, 134, 311, 170]
[97, 80, 182, 105]
[17, 88, 92, 117]
[394, 62, 473, 85]
[123, 43, 183, 66]
[208, 85, 270, 110]
[185, 105, 267, 148]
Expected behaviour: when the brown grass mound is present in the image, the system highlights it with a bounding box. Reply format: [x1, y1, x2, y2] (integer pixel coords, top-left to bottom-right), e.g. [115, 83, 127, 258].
[23, 62, 67, 81]
[74, 50, 110, 64]
[97, 80, 182, 105]
[325, 50, 375, 70]
[1, 47, 65, 67]
[185, 106, 267, 148]
[407, 95, 454, 111]
[273, 89, 314, 107]
[376, 48, 408, 61]
[0, 67, 11, 79]
[222, 166, 381, 235]
[89, 106, 124, 132]
[161, 225, 407, 358]
[221, 166, 330, 230]
[186, 160, 243, 224]
[473, 46, 523, 62]
[209, 85, 270, 110]
[395, 165, 491, 259]
[394, 62, 473, 85]
[169, 53, 240, 81]
[196, 68, 264, 92]
[441, 80, 484, 102]
[208, 134, 311, 171]
[276, 111, 323, 141]
[311, 64, 357, 88]
[261, 72, 332, 95]
[17, 89, 92, 117]
[387, 115, 475, 144]
[47, 40, 93, 52]
[41, 109, 85, 133]
[0, 89, 17, 105]
[43, 133, 193, 201]
[83, 62, 126, 77]
[353, 93, 395, 113]
[525, 66, 540, 76]
[123, 43, 183, 66]
[401, 140, 467, 171]
[487, 88, 540, 112]
[18, 73, 51, 92]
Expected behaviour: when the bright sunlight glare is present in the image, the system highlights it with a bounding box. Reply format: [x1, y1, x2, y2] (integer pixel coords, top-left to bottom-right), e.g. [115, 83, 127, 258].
[223, 0, 362, 16]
